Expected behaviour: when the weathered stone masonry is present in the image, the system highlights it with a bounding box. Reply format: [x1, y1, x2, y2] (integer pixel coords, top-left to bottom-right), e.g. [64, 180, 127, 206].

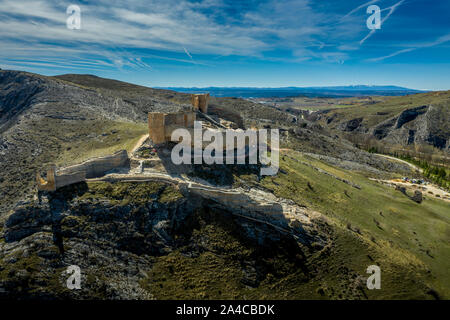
[148, 93, 209, 144]
[148, 111, 196, 144]
[37, 93, 210, 190]
[191, 93, 209, 113]
[36, 150, 129, 191]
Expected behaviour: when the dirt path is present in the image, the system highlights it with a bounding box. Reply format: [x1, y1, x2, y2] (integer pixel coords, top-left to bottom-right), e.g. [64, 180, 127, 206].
[375, 154, 423, 173]
[370, 178, 450, 203]
[130, 134, 149, 155]
[390, 179, 449, 202]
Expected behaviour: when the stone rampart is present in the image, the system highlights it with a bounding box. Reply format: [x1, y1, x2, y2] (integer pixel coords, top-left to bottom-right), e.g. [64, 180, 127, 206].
[58, 150, 129, 178]
[37, 150, 129, 191]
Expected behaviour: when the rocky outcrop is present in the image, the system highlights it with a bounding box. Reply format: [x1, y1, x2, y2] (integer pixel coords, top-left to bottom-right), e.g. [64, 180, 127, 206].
[411, 190, 423, 203]
[92, 173, 325, 246]
[340, 117, 363, 132]
[395, 105, 428, 129]
[372, 117, 397, 139]
[369, 105, 449, 150]
[395, 185, 423, 203]
[0, 180, 329, 299]
[371, 106, 428, 141]
[0, 71, 47, 132]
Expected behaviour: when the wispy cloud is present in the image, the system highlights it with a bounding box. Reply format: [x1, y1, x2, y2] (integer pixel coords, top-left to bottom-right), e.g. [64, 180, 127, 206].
[343, 0, 381, 19]
[183, 47, 193, 60]
[360, 0, 405, 45]
[367, 33, 450, 61]
[0, 0, 448, 75]
[367, 47, 414, 61]
[0, 0, 351, 68]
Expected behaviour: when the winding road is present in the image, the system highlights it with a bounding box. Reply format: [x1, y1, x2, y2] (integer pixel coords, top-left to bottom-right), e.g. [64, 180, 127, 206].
[375, 153, 423, 173]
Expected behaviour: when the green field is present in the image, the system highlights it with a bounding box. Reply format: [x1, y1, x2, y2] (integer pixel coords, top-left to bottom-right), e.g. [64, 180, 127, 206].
[55, 121, 148, 166]
[139, 150, 450, 300]
[25, 118, 148, 167]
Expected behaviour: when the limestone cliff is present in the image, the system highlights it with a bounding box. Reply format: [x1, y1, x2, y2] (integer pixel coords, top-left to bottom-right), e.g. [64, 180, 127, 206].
[0, 181, 329, 299]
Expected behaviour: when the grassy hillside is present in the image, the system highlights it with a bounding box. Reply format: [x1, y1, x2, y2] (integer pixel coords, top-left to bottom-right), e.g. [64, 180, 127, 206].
[134, 149, 449, 300]
[314, 90, 450, 166]
[255, 150, 449, 298]
[257, 96, 390, 112]
[53, 74, 189, 106]
[325, 90, 450, 128]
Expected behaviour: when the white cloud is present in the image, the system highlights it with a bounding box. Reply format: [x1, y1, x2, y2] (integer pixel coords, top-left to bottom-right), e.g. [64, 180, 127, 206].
[183, 47, 193, 60]
[343, 0, 381, 19]
[360, 0, 405, 45]
[0, 0, 337, 64]
[0, 0, 440, 72]
[367, 33, 450, 61]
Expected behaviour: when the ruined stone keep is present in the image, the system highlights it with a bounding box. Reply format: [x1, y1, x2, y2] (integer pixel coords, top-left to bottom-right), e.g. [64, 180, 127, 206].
[191, 93, 210, 113]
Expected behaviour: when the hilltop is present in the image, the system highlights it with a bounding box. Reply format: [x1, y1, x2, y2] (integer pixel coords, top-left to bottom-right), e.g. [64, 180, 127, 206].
[311, 91, 450, 156]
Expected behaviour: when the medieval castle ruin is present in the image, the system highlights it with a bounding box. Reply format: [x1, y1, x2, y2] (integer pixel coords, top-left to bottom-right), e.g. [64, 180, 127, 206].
[191, 93, 209, 113]
[33, 93, 293, 237]
[37, 94, 210, 191]
[148, 93, 209, 144]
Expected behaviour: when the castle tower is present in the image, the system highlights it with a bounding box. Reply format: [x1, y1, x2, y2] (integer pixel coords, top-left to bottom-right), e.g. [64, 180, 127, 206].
[36, 165, 57, 191]
[184, 111, 196, 127]
[191, 93, 210, 113]
[148, 112, 167, 144]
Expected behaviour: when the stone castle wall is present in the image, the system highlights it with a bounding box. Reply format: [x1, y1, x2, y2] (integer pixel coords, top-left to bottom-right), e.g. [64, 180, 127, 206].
[57, 150, 129, 178]
[37, 150, 129, 191]
[36, 165, 57, 192]
[148, 93, 209, 144]
[191, 93, 209, 113]
[148, 111, 196, 144]
[38, 92, 211, 189]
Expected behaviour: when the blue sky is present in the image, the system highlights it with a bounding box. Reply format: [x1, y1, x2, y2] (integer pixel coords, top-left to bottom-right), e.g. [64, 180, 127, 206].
[0, 0, 449, 90]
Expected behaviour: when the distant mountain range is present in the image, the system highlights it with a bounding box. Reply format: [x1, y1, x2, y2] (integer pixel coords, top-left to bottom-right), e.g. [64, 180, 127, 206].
[161, 85, 424, 98]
